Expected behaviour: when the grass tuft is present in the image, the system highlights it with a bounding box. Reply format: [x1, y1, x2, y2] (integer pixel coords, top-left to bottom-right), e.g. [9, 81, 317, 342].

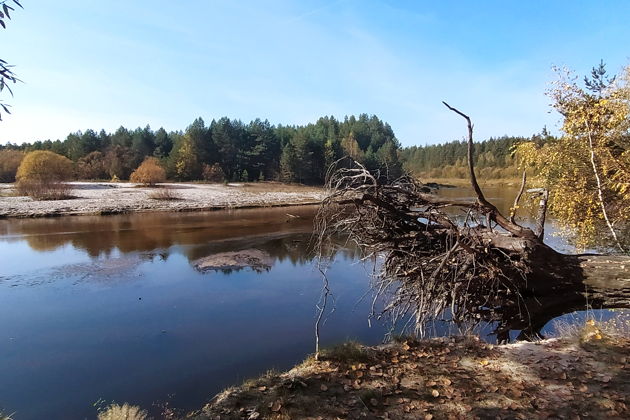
[97, 403, 147, 420]
[318, 341, 373, 363]
[552, 310, 630, 346]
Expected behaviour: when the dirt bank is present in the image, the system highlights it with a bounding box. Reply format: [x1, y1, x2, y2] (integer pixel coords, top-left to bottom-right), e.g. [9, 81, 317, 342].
[187, 333, 629, 420]
[0, 182, 324, 218]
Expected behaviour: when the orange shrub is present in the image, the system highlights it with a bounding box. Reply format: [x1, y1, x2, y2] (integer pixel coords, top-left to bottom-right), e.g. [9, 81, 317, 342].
[0, 149, 25, 182]
[129, 157, 166, 186]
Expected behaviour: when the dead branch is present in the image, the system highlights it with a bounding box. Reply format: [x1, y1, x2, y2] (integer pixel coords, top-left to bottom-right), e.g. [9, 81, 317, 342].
[510, 171, 527, 224]
[315, 159, 534, 337]
[442, 102, 538, 240]
[315, 108, 630, 342]
[527, 188, 549, 240]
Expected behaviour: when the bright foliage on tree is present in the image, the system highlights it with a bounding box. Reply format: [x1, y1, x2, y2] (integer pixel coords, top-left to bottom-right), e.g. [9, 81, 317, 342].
[517, 63, 630, 250]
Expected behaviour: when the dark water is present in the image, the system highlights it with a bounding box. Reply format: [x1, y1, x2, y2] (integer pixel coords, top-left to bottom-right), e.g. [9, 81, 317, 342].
[0, 187, 620, 419]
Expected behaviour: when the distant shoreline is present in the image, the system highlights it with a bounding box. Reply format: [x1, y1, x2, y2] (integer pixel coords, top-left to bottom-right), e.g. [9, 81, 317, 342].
[0, 181, 325, 219]
[418, 176, 523, 188]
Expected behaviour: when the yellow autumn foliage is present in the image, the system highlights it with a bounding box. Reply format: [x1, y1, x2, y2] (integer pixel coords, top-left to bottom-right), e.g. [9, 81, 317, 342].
[16, 150, 74, 200]
[516, 64, 630, 250]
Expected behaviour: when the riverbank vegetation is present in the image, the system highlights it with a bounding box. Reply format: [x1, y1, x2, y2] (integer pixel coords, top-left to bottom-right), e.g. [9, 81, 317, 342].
[14, 150, 73, 199]
[399, 131, 555, 180]
[0, 114, 403, 185]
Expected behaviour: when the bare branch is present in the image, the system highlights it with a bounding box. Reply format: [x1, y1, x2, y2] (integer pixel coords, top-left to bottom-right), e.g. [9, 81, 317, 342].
[442, 101, 538, 240]
[510, 171, 527, 224]
[527, 188, 549, 240]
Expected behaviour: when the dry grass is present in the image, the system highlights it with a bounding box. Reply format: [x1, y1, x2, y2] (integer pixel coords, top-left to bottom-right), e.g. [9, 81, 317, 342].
[551, 310, 630, 346]
[0, 411, 14, 420]
[0, 187, 19, 197]
[242, 369, 280, 390]
[97, 403, 147, 420]
[147, 186, 181, 201]
[192, 335, 630, 420]
[317, 341, 375, 363]
[16, 180, 73, 200]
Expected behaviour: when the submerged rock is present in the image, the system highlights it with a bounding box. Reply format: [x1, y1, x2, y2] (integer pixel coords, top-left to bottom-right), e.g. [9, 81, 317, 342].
[193, 249, 273, 273]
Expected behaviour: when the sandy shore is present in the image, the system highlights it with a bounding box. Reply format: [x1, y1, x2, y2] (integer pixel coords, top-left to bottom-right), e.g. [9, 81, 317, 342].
[0, 182, 325, 218]
[188, 333, 629, 420]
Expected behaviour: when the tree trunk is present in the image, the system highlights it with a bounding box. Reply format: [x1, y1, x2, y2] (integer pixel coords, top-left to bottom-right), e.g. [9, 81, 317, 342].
[489, 237, 630, 340]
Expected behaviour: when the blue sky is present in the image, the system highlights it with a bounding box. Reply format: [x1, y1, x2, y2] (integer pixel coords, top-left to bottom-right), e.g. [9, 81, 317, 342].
[1, 0, 629, 146]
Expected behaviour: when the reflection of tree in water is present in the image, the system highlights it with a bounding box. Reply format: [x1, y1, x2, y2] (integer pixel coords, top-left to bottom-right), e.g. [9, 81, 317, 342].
[5, 206, 322, 258]
[185, 233, 361, 272]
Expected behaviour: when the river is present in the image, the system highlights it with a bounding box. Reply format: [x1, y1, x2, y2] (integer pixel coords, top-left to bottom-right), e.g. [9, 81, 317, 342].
[0, 185, 617, 419]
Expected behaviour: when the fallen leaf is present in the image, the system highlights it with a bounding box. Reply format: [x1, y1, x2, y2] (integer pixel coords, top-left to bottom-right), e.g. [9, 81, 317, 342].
[271, 401, 282, 412]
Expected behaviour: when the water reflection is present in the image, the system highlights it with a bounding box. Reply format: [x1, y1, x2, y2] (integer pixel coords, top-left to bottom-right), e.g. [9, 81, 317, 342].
[0, 206, 363, 287]
[0, 206, 375, 420]
[0, 206, 320, 256]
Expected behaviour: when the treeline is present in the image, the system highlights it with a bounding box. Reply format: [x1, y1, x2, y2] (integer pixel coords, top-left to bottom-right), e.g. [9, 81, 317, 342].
[0, 114, 403, 184]
[399, 130, 554, 179]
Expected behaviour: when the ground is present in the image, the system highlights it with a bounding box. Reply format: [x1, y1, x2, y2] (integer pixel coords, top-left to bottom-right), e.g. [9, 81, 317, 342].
[0, 182, 324, 218]
[186, 331, 629, 420]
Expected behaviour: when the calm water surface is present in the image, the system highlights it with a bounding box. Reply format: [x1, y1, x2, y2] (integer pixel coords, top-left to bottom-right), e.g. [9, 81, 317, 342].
[0, 186, 617, 419]
[1, 205, 388, 419]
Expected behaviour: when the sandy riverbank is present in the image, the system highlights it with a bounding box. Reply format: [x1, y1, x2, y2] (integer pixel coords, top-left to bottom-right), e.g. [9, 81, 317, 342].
[0, 182, 325, 218]
[187, 331, 629, 420]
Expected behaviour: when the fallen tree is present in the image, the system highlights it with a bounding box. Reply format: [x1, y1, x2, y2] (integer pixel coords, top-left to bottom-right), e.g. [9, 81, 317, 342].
[315, 103, 630, 342]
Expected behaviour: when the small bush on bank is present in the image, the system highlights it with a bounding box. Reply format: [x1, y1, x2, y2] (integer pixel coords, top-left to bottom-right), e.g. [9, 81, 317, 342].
[147, 186, 181, 200]
[130, 157, 166, 186]
[15, 150, 74, 200]
[0, 149, 25, 182]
